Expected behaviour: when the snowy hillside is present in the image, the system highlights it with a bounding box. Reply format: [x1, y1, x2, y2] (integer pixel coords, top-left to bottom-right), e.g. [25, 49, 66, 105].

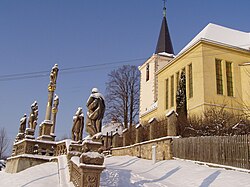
[1, 155, 250, 187]
[101, 156, 250, 187]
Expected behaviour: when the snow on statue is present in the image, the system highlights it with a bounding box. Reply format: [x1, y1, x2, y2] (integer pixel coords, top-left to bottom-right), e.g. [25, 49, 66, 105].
[86, 88, 105, 138]
[28, 101, 38, 130]
[71, 107, 84, 141]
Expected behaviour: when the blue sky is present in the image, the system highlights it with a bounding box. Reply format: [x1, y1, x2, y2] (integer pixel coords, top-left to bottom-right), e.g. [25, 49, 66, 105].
[0, 0, 250, 143]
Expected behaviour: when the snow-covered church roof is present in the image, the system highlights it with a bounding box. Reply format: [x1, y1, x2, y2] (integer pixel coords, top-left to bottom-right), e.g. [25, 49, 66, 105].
[178, 23, 250, 55]
[102, 121, 124, 136]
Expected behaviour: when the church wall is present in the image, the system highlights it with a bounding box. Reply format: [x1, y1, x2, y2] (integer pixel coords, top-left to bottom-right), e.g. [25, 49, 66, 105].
[157, 44, 205, 117]
[240, 65, 250, 116]
[202, 43, 250, 116]
[139, 57, 156, 119]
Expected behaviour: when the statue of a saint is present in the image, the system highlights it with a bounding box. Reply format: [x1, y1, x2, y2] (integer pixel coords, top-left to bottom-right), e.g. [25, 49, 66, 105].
[86, 88, 105, 137]
[28, 101, 38, 130]
[72, 107, 84, 141]
[50, 64, 59, 85]
[19, 114, 27, 133]
[53, 94, 59, 109]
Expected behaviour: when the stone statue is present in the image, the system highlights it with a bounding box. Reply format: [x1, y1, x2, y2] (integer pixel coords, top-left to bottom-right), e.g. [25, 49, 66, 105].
[15, 114, 27, 142]
[72, 107, 84, 141]
[53, 94, 59, 109]
[50, 64, 59, 85]
[86, 88, 105, 137]
[28, 101, 38, 130]
[51, 94, 59, 136]
[19, 114, 27, 133]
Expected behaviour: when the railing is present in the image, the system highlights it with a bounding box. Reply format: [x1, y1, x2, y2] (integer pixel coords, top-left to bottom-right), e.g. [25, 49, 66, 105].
[54, 141, 67, 156]
[12, 139, 69, 157]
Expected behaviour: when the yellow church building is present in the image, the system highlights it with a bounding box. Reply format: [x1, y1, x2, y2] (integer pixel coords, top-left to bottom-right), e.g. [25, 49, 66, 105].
[139, 6, 250, 123]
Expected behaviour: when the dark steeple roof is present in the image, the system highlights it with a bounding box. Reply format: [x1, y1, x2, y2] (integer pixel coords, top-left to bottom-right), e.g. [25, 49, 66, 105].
[155, 4, 174, 54]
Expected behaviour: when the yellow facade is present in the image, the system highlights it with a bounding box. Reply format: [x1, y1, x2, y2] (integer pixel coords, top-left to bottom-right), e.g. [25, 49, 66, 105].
[140, 40, 250, 122]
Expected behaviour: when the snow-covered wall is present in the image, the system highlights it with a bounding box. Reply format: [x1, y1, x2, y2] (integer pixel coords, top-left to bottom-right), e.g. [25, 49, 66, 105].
[112, 136, 176, 161]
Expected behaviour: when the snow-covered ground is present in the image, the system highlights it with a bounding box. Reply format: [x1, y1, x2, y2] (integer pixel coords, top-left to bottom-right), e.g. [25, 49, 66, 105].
[0, 155, 250, 187]
[0, 162, 59, 187]
[101, 156, 250, 187]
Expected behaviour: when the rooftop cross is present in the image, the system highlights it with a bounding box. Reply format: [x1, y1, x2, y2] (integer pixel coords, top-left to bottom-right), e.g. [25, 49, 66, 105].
[163, 0, 166, 18]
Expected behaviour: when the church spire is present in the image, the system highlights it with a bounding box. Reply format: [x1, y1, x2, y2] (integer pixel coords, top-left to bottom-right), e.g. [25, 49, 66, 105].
[155, 0, 174, 55]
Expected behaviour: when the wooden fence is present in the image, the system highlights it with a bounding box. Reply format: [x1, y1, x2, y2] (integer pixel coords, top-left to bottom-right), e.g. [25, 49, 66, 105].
[173, 135, 250, 169]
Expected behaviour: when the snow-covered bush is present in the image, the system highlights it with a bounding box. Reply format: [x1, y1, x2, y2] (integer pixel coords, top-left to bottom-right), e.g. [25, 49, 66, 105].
[184, 105, 250, 137]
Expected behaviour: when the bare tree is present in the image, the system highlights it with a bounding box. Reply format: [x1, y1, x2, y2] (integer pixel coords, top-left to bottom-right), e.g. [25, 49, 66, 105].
[105, 65, 140, 129]
[0, 127, 10, 159]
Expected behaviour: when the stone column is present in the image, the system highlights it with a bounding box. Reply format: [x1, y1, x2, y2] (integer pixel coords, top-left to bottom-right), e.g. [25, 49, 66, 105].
[167, 110, 178, 136]
[51, 94, 59, 141]
[45, 84, 55, 121]
[38, 64, 59, 141]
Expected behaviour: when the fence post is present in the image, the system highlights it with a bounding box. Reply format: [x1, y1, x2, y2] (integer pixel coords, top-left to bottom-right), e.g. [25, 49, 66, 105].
[112, 132, 119, 148]
[149, 118, 157, 140]
[136, 124, 142, 143]
[166, 110, 178, 136]
[152, 145, 156, 164]
[123, 128, 129, 146]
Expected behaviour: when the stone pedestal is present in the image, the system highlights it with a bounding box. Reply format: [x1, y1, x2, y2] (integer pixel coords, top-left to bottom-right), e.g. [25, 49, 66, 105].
[167, 110, 178, 136]
[37, 120, 53, 141]
[25, 128, 35, 139]
[70, 154, 105, 187]
[50, 134, 56, 141]
[15, 133, 25, 142]
[79, 164, 105, 187]
[70, 141, 105, 187]
[82, 139, 102, 153]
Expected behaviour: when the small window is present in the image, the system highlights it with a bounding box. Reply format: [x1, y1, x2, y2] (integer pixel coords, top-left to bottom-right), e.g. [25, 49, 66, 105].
[226, 61, 233, 96]
[215, 59, 223, 95]
[176, 71, 180, 91]
[166, 79, 169, 109]
[146, 64, 149, 81]
[188, 63, 193, 98]
[170, 75, 174, 107]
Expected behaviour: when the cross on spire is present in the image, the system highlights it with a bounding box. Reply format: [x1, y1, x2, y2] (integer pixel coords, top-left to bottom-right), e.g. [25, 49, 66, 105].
[163, 0, 166, 17]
